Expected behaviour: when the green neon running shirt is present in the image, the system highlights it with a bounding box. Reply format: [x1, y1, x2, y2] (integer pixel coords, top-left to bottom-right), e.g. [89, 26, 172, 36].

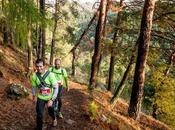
[49, 67, 68, 87]
[31, 71, 57, 101]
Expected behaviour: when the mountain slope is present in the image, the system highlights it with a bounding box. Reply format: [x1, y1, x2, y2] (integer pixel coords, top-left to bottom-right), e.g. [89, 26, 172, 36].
[0, 44, 172, 130]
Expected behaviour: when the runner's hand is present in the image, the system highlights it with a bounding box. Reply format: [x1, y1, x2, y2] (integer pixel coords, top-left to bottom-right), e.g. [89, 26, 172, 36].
[47, 100, 53, 107]
[32, 96, 37, 104]
[66, 87, 69, 92]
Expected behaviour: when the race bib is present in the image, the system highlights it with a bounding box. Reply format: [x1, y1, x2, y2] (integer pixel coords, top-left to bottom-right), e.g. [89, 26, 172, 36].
[40, 87, 51, 96]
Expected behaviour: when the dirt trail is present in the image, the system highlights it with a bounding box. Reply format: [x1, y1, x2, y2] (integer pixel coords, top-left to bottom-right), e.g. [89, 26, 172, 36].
[0, 44, 108, 130]
[0, 44, 172, 130]
[0, 79, 107, 130]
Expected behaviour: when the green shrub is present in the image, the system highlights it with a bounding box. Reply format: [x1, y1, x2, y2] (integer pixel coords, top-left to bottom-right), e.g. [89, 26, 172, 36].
[88, 101, 99, 120]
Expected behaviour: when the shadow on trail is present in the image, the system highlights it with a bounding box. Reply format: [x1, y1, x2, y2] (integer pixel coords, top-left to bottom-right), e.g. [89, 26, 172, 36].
[47, 88, 100, 130]
[0, 81, 103, 130]
[48, 89, 93, 130]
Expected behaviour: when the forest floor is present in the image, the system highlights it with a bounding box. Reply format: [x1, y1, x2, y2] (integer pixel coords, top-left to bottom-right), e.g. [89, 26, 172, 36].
[0, 44, 172, 130]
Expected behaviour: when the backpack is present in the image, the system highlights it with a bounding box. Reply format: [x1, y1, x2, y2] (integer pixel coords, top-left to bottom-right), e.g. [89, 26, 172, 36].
[51, 67, 67, 87]
[36, 71, 50, 88]
[51, 67, 64, 76]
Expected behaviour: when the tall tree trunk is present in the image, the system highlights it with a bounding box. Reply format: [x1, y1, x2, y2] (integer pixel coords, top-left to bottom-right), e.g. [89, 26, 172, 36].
[110, 46, 136, 105]
[37, 0, 42, 59]
[3, 26, 8, 45]
[97, 53, 102, 76]
[1, 0, 8, 45]
[107, 0, 124, 91]
[108, 51, 115, 91]
[50, 0, 58, 65]
[71, 49, 76, 76]
[27, 20, 33, 77]
[128, 0, 156, 120]
[96, 0, 109, 78]
[38, 0, 45, 62]
[35, 25, 39, 56]
[41, 27, 46, 63]
[35, 0, 39, 56]
[9, 28, 15, 45]
[89, 0, 108, 89]
[38, 28, 42, 59]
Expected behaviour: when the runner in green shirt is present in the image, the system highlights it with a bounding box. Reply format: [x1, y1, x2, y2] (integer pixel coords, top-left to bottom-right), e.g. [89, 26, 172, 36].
[49, 58, 69, 118]
[31, 59, 59, 130]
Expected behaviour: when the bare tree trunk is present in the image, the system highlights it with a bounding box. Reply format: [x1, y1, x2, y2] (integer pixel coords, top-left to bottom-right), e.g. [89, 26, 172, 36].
[41, 27, 46, 63]
[110, 46, 136, 105]
[71, 49, 76, 76]
[27, 20, 33, 77]
[89, 0, 108, 89]
[1, 0, 8, 45]
[128, 0, 156, 120]
[37, 0, 42, 59]
[107, 0, 124, 91]
[96, 0, 109, 78]
[3, 27, 8, 45]
[35, 0, 39, 56]
[50, 0, 58, 65]
[38, 27, 42, 59]
[38, 0, 45, 62]
[97, 53, 102, 76]
[108, 51, 115, 91]
[35, 25, 39, 55]
[50, 24, 57, 65]
[9, 28, 15, 45]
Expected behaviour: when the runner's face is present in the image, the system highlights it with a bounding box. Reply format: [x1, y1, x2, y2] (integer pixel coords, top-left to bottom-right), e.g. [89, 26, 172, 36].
[36, 62, 44, 73]
[55, 60, 61, 69]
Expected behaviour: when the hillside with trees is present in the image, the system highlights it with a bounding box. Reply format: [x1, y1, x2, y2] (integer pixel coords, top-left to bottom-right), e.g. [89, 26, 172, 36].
[0, 0, 175, 130]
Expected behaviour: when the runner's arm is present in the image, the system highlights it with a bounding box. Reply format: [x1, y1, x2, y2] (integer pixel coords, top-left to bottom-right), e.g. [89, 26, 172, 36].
[32, 87, 37, 102]
[32, 87, 36, 96]
[31, 74, 37, 101]
[64, 77, 68, 88]
[51, 83, 58, 101]
[63, 69, 69, 89]
[49, 72, 59, 100]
